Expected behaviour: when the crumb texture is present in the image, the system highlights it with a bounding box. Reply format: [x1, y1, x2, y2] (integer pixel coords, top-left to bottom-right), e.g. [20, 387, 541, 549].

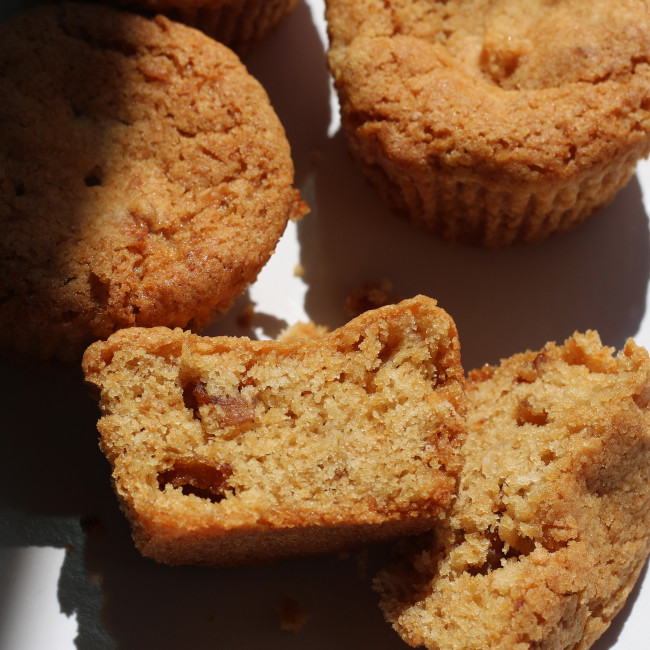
[0, 3, 303, 360]
[82, 296, 466, 565]
[326, 0, 650, 245]
[377, 331, 650, 649]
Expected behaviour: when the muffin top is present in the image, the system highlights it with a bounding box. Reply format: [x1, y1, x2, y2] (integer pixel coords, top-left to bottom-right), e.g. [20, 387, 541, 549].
[0, 3, 304, 360]
[327, 0, 650, 183]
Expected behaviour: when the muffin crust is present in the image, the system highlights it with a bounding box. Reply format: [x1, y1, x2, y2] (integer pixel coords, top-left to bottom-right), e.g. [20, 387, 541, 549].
[327, 0, 650, 245]
[0, 3, 304, 359]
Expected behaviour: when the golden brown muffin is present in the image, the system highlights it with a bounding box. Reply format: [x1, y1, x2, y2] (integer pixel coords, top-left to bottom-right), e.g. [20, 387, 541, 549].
[0, 3, 305, 361]
[101, 0, 300, 52]
[82, 296, 466, 566]
[326, 0, 650, 246]
[377, 331, 650, 649]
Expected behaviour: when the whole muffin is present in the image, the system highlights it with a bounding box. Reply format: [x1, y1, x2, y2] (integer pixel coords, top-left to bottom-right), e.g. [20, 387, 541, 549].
[102, 0, 300, 51]
[326, 0, 650, 246]
[0, 3, 305, 360]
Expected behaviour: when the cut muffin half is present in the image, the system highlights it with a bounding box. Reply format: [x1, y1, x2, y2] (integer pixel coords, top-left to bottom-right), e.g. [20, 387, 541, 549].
[377, 331, 650, 649]
[82, 296, 466, 565]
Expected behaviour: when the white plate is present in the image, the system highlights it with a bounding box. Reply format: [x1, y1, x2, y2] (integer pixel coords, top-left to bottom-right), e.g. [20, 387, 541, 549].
[1, 1, 649, 648]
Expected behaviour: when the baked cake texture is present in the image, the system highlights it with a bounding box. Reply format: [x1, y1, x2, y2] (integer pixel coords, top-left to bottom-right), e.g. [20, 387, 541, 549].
[0, 3, 305, 360]
[102, 0, 299, 52]
[377, 332, 650, 649]
[326, 0, 650, 246]
[82, 296, 466, 566]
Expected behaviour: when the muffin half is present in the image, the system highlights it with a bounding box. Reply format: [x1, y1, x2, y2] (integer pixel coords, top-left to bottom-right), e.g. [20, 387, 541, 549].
[377, 331, 650, 648]
[82, 296, 466, 565]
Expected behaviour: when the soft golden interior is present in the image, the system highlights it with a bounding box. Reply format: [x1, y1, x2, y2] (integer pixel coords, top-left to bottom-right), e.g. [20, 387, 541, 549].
[378, 332, 650, 649]
[86, 297, 466, 533]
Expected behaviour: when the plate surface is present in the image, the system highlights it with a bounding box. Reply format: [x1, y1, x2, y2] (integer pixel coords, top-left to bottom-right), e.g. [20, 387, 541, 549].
[1, 1, 649, 648]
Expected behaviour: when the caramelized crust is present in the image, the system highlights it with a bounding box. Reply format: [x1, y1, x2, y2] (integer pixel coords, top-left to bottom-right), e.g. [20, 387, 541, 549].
[0, 4, 304, 360]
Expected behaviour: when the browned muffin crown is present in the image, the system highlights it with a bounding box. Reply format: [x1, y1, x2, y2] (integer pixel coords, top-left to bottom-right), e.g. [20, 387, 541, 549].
[0, 3, 305, 360]
[327, 0, 650, 246]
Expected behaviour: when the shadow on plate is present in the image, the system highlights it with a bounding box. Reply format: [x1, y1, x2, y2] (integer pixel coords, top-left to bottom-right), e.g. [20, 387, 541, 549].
[299, 131, 650, 371]
[244, 0, 332, 187]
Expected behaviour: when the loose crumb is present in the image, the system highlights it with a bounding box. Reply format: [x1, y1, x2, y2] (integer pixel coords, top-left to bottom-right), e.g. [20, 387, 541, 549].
[355, 548, 369, 581]
[80, 515, 105, 536]
[345, 279, 396, 318]
[88, 571, 104, 587]
[236, 303, 256, 328]
[277, 597, 310, 633]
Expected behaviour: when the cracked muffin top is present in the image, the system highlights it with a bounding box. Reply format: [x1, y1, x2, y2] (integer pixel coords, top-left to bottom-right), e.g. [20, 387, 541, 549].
[327, 0, 650, 182]
[0, 2, 305, 360]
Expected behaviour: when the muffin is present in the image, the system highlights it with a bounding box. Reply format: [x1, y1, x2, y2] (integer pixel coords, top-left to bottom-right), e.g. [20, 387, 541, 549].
[0, 3, 305, 361]
[102, 0, 300, 52]
[377, 331, 650, 648]
[326, 0, 650, 246]
[82, 296, 467, 566]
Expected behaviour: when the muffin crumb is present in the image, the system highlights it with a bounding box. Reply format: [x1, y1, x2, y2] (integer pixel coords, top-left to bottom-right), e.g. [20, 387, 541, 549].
[83, 296, 466, 565]
[345, 279, 396, 317]
[278, 597, 310, 633]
